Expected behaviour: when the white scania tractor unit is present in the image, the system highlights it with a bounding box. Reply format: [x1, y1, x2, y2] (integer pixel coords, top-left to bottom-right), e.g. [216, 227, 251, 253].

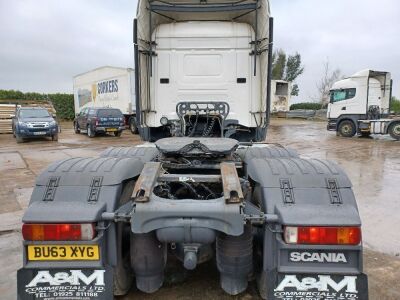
[327, 69, 400, 140]
[17, 1, 368, 300]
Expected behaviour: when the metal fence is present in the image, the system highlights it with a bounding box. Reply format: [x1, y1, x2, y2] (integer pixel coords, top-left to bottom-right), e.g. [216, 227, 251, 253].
[272, 109, 328, 120]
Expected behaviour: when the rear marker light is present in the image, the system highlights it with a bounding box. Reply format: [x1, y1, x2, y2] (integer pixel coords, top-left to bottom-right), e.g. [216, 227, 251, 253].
[284, 226, 361, 245]
[22, 223, 96, 241]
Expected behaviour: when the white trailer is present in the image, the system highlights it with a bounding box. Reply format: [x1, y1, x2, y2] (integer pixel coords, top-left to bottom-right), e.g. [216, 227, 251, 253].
[271, 80, 291, 112]
[327, 69, 400, 140]
[73, 66, 138, 133]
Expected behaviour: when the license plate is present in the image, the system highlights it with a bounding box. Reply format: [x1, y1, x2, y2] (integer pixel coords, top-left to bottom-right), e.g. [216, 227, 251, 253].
[106, 128, 117, 132]
[33, 131, 46, 135]
[27, 245, 99, 261]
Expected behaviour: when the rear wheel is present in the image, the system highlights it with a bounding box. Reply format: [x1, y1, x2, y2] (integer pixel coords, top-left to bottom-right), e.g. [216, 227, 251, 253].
[114, 131, 122, 137]
[74, 122, 80, 134]
[338, 120, 356, 137]
[51, 134, 58, 141]
[87, 126, 95, 138]
[114, 180, 135, 296]
[388, 122, 400, 140]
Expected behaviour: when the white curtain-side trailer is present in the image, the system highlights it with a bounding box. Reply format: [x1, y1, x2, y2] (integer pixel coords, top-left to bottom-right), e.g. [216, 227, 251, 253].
[73, 66, 138, 133]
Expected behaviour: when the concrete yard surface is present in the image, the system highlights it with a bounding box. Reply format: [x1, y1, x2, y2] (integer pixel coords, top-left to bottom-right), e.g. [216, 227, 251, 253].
[0, 119, 399, 299]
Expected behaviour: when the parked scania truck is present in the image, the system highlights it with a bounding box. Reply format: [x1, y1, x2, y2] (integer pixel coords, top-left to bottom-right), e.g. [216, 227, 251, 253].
[327, 69, 400, 140]
[73, 66, 138, 133]
[17, 1, 368, 299]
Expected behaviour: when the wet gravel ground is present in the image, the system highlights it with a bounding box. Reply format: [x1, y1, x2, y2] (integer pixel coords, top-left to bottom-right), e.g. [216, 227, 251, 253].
[0, 118, 399, 299]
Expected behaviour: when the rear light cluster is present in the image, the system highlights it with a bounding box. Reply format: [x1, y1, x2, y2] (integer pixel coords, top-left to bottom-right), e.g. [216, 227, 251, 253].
[284, 226, 361, 245]
[22, 223, 96, 241]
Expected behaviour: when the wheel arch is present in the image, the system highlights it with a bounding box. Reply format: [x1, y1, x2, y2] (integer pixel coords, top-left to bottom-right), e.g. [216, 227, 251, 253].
[22, 156, 147, 268]
[245, 157, 363, 298]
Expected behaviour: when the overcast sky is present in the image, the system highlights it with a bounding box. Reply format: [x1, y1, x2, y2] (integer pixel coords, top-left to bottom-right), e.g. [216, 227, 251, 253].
[0, 0, 399, 99]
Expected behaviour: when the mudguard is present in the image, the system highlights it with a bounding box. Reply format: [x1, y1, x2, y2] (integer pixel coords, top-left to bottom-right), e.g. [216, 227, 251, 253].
[237, 144, 299, 161]
[246, 157, 360, 224]
[24, 157, 145, 223]
[18, 267, 113, 300]
[18, 156, 151, 300]
[100, 145, 159, 162]
[245, 157, 368, 300]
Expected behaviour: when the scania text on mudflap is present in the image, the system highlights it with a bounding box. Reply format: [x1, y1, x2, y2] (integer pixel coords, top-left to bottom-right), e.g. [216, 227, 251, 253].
[17, 0, 368, 299]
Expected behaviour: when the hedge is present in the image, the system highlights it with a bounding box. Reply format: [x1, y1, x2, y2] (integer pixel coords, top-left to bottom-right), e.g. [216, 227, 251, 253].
[391, 98, 400, 113]
[0, 90, 75, 120]
[290, 102, 323, 111]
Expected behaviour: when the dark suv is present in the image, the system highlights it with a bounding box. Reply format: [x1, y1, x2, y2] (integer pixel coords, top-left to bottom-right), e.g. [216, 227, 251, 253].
[74, 107, 125, 138]
[12, 107, 59, 143]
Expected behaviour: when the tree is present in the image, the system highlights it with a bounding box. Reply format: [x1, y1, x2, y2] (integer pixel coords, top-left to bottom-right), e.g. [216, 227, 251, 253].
[316, 60, 341, 105]
[391, 96, 400, 113]
[285, 53, 304, 96]
[271, 49, 304, 96]
[272, 49, 286, 81]
[285, 53, 304, 82]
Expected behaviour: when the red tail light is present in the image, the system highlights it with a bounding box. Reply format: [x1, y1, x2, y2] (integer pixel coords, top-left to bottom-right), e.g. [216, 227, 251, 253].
[94, 117, 99, 126]
[22, 223, 96, 241]
[284, 226, 361, 245]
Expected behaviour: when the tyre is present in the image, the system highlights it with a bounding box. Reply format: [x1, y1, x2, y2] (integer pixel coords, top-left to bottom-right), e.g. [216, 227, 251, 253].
[52, 134, 58, 142]
[114, 131, 122, 137]
[74, 122, 80, 134]
[388, 122, 400, 140]
[16, 135, 24, 143]
[87, 126, 95, 138]
[338, 120, 356, 137]
[114, 180, 135, 296]
[129, 118, 138, 134]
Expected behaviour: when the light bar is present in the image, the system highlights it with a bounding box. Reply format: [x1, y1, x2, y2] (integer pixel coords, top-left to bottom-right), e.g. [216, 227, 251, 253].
[22, 223, 96, 241]
[284, 226, 361, 245]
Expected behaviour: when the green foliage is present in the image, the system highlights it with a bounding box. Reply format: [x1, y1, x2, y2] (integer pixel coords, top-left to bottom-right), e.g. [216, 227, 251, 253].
[285, 53, 304, 82]
[0, 90, 75, 120]
[290, 102, 323, 111]
[291, 84, 300, 97]
[272, 49, 286, 80]
[271, 49, 304, 96]
[391, 97, 400, 113]
[50, 94, 75, 120]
